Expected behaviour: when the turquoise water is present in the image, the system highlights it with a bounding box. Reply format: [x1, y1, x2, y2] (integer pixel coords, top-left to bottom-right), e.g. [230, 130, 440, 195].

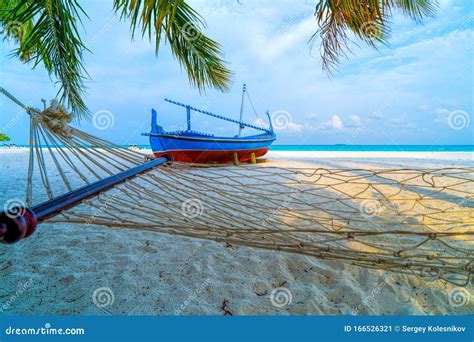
[5, 144, 474, 152]
[120, 144, 474, 151]
[269, 145, 474, 152]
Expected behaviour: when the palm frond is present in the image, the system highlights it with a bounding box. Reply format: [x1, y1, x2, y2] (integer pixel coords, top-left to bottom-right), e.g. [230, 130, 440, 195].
[114, 0, 232, 92]
[0, 1, 37, 62]
[1, 0, 89, 117]
[311, 0, 437, 73]
[394, 0, 437, 21]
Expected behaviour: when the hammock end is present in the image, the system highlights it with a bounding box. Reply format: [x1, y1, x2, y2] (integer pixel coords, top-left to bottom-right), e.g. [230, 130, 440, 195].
[162, 154, 174, 163]
[0, 207, 37, 244]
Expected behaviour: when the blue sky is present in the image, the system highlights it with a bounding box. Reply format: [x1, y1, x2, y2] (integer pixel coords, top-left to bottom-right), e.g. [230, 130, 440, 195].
[0, 0, 473, 145]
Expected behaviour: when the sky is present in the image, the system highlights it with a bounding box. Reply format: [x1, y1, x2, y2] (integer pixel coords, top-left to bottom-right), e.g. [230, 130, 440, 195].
[0, 0, 473, 145]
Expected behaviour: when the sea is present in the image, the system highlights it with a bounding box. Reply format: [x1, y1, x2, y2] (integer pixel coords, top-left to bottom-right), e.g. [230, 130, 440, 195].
[2, 144, 473, 152]
[269, 145, 474, 152]
[128, 145, 473, 152]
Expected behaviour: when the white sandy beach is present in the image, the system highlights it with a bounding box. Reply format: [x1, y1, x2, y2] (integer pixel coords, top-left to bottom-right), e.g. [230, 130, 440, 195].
[0, 149, 473, 315]
[268, 151, 474, 162]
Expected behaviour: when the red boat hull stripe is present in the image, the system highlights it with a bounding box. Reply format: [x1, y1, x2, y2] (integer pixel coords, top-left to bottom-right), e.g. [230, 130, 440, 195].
[153, 148, 270, 163]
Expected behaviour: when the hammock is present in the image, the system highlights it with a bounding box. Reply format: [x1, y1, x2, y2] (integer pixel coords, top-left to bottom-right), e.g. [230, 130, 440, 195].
[1, 87, 473, 286]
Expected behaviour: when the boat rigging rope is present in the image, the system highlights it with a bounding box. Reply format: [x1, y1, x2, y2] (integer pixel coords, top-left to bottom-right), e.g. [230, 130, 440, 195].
[245, 88, 264, 127]
[0, 87, 472, 287]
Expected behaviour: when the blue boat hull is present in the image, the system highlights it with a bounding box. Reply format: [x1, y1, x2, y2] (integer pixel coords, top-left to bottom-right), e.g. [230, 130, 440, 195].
[147, 132, 276, 163]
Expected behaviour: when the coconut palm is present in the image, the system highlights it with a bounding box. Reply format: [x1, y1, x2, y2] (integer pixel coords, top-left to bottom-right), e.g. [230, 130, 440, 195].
[0, 0, 437, 118]
[0, 0, 233, 117]
[311, 0, 437, 71]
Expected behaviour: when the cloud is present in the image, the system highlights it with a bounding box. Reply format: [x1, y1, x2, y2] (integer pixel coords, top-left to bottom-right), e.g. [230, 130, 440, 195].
[254, 117, 303, 132]
[317, 114, 344, 131]
[388, 117, 417, 129]
[433, 107, 456, 125]
[1, 0, 472, 145]
[287, 121, 304, 132]
[330, 115, 344, 129]
[433, 107, 450, 124]
[256, 17, 315, 61]
[349, 115, 362, 127]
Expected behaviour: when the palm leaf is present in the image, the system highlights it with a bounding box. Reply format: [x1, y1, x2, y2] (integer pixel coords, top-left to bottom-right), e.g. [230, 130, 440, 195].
[1, 0, 89, 117]
[1, 0, 232, 119]
[311, 0, 437, 73]
[114, 0, 232, 92]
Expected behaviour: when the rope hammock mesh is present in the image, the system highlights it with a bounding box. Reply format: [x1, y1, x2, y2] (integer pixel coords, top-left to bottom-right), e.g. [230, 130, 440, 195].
[1, 90, 473, 287]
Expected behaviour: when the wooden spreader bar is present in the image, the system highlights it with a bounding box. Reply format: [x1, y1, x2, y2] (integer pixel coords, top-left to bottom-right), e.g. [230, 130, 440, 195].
[0, 155, 172, 244]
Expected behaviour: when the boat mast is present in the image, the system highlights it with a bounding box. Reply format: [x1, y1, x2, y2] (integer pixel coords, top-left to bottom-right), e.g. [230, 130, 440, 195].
[238, 83, 246, 136]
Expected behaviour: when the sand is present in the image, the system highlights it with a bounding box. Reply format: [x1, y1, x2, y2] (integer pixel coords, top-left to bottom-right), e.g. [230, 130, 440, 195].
[0, 149, 473, 315]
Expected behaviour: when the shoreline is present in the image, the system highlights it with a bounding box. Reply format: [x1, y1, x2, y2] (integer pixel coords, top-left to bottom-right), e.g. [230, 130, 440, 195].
[267, 151, 474, 160]
[1, 147, 473, 159]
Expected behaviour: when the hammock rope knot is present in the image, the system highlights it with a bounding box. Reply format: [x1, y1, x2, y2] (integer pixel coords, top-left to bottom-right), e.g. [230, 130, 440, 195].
[30, 100, 74, 138]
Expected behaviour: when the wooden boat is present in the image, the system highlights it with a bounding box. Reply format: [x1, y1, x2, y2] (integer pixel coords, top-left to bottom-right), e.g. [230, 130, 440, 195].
[143, 85, 276, 163]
